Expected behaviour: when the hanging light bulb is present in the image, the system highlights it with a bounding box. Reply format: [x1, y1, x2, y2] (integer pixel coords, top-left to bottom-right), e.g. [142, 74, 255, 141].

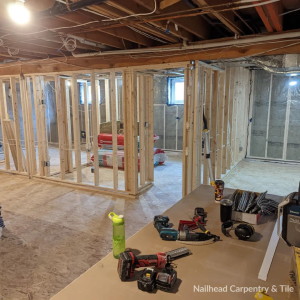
[8, 0, 30, 25]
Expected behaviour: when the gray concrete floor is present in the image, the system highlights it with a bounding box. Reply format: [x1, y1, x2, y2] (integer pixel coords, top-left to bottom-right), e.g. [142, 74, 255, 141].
[224, 158, 300, 196]
[0, 156, 298, 299]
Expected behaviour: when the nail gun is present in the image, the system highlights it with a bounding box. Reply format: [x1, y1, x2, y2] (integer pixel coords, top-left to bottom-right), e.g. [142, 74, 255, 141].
[117, 247, 191, 281]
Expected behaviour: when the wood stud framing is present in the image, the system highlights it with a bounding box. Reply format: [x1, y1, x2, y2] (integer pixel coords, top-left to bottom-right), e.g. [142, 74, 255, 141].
[182, 64, 252, 196]
[0, 63, 251, 198]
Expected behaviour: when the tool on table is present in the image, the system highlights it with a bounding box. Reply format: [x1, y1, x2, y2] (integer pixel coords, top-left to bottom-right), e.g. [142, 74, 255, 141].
[221, 220, 255, 240]
[117, 247, 191, 281]
[278, 182, 300, 247]
[156, 265, 177, 292]
[108, 212, 125, 259]
[215, 180, 225, 202]
[177, 223, 219, 245]
[153, 215, 178, 241]
[203, 114, 214, 186]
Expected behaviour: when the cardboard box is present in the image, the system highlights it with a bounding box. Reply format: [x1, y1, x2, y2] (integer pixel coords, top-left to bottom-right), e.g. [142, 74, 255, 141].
[229, 189, 261, 225]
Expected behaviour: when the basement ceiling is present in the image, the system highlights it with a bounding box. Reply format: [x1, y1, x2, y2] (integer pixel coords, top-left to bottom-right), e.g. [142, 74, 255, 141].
[0, 0, 299, 63]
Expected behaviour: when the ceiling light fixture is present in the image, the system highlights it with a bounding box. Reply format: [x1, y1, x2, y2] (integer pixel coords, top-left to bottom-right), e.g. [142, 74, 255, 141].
[289, 81, 297, 86]
[8, 0, 30, 25]
[290, 74, 298, 76]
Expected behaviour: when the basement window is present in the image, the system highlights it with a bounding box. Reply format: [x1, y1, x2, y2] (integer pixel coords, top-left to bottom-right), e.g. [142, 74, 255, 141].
[168, 77, 184, 105]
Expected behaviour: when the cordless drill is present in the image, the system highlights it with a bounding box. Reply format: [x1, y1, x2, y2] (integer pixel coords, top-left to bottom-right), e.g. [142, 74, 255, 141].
[153, 215, 178, 241]
[117, 247, 191, 281]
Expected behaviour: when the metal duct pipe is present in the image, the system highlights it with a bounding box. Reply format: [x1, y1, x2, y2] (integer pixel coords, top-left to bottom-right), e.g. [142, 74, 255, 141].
[37, 0, 108, 18]
[71, 30, 300, 58]
[251, 58, 300, 75]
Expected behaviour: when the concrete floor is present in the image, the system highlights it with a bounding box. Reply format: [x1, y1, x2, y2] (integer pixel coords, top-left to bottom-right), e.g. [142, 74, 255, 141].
[0, 156, 298, 299]
[224, 158, 300, 196]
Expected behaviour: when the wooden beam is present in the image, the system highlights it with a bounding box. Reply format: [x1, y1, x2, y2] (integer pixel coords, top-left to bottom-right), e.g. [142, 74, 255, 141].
[55, 75, 66, 180]
[230, 68, 238, 166]
[134, 0, 211, 39]
[91, 72, 99, 186]
[83, 82, 91, 163]
[265, 1, 283, 32]
[95, 80, 101, 136]
[0, 80, 10, 170]
[100, 1, 183, 42]
[10, 77, 24, 172]
[110, 71, 118, 190]
[71, 75, 82, 183]
[160, 0, 180, 9]
[227, 68, 235, 169]
[194, 0, 245, 35]
[253, 1, 274, 32]
[2, 36, 300, 75]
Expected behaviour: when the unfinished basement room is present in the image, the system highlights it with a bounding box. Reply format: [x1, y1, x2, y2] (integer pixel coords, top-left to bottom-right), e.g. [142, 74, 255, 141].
[0, 0, 300, 299]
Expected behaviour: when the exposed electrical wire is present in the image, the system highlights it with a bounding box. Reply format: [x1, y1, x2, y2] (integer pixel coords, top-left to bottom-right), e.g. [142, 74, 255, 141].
[60, 36, 77, 52]
[280, 7, 300, 16]
[102, 0, 157, 22]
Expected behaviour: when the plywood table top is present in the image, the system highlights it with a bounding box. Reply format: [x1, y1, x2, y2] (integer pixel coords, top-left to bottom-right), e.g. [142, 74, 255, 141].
[52, 185, 292, 300]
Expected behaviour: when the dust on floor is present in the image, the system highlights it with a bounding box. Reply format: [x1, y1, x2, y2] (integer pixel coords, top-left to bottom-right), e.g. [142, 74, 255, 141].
[0, 151, 183, 300]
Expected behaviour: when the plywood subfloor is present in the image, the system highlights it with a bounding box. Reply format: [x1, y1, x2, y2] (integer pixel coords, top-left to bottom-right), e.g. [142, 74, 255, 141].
[0, 151, 183, 300]
[1, 156, 297, 299]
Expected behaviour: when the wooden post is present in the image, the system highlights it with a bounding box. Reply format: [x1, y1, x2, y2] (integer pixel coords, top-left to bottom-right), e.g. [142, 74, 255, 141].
[145, 75, 154, 183]
[0, 80, 10, 170]
[223, 67, 230, 174]
[39, 77, 50, 176]
[71, 74, 82, 183]
[123, 70, 139, 194]
[91, 72, 99, 186]
[32, 76, 44, 176]
[211, 71, 219, 180]
[110, 71, 118, 190]
[83, 82, 91, 162]
[63, 81, 73, 173]
[10, 77, 24, 172]
[197, 66, 204, 185]
[55, 75, 66, 180]
[192, 63, 200, 190]
[217, 72, 225, 179]
[105, 79, 111, 122]
[228, 68, 236, 168]
[138, 74, 146, 187]
[187, 65, 194, 194]
[203, 68, 212, 185]
[95, 79, 100, 135]
[19, 76, 32, 176]
[25, 77, 37, 175]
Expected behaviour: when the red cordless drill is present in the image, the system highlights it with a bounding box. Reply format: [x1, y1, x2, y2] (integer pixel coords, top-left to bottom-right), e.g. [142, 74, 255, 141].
[117, 248, 191, 281]
[118, 252, 167, 281]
